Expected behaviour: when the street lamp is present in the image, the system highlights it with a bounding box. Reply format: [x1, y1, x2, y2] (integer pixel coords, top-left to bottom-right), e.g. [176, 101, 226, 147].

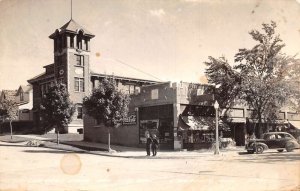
[214, 100, 220, 155]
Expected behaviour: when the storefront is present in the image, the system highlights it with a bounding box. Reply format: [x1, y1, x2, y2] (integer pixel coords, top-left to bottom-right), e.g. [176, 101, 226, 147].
[139, 104, 174, 150]
[177, 105, 231, 150]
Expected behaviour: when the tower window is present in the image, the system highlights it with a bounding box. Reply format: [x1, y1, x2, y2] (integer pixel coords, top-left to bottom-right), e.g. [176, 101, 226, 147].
[76, 55, 84, 66]
[75, 77, 85, 92]
[70, 36, 74, 48]
[77, 31, 83, 49]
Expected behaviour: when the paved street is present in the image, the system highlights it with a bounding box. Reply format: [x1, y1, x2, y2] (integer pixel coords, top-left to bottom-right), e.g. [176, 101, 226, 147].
[0, 142, 299, 191]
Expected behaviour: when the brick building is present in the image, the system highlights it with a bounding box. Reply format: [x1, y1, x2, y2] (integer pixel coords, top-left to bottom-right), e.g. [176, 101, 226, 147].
[84, 81, 300, 150]
[28, 19, 157, 133]
[84, 81, 218, 150]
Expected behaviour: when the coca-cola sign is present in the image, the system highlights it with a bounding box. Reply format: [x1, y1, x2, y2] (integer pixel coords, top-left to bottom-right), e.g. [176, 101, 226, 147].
[122, 112, 137, 125]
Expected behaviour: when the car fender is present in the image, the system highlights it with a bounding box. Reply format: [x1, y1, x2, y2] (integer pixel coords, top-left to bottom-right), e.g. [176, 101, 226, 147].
[253, 142, 269, 150]
[286, 140, 300, 149]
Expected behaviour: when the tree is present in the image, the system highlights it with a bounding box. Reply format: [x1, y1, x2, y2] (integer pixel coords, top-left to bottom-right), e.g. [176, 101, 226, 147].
[83, 78, 131, 152]
[205, 21, 300, 138]
[0, 99, 18, 139]
[40, 82, 74, 144]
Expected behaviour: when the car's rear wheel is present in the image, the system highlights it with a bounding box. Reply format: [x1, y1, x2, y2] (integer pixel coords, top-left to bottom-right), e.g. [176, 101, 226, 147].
[285, 142, 294, 152]
[277, 149, 284, 152]
[256, 145, 264, 154]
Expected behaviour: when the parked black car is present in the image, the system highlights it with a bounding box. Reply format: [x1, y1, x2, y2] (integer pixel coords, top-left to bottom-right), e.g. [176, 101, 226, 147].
[245, 132, 300, 154]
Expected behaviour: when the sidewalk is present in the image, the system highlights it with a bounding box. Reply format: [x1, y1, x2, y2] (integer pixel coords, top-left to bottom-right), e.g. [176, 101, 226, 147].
[0, 134, 244, 159]
[60, 140, 244, 159]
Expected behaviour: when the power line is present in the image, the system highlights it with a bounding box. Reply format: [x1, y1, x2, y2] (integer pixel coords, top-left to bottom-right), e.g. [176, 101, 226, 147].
[71, 0, 73, 20]
[102, 58, 163, 81]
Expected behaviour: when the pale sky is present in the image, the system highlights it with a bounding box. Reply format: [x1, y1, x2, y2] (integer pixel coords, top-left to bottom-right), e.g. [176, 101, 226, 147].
[0, 0, 300, 90]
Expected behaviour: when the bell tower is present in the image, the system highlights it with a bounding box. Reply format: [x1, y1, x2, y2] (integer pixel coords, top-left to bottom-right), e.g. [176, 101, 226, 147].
[49, 19, 95, 123]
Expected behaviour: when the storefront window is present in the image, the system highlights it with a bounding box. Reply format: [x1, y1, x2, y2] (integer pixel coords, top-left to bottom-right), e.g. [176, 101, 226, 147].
[181, 130, 215, 144]
[139, 120, 159, 143]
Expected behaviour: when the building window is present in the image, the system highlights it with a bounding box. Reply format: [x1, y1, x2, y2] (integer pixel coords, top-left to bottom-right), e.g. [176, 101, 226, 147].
[75, 78, 85, 92]
[129, 85, 135, 95]
[77, 105, 83, 119]
[151, 89, 159, 99]
[20, 92, 24, 101]
[76, 55, 84, 66]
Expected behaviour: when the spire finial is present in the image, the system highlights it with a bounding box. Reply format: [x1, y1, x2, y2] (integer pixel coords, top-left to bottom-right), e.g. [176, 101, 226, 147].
[71, 0, 73, 20]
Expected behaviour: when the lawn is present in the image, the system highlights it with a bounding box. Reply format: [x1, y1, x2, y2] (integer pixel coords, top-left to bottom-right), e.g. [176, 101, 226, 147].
[0, 133, 83, 143]
[0, 135, 32, 143]
[39, 133, 83, 142]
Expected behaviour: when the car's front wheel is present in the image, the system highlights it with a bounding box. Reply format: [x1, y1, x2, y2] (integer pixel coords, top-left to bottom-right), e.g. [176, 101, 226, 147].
[256, 145, 264, 154]
[285, 142, 294, 152]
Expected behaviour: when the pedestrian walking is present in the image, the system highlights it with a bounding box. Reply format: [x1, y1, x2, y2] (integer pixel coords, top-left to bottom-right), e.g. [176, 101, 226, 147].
[146, 133, 152, 156]
[151, 134, 159, 156]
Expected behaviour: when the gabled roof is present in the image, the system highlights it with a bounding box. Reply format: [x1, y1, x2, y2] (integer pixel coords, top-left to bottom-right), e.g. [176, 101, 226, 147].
[17, 85, 32, 95]
[1, 90, 17, 102]
[49, 19, 95, 38]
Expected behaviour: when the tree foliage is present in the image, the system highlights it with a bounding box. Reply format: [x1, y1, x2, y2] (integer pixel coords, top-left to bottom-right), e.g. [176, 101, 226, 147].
[0, 99, 18, 139]
[40, 82, 74, 133]
[83, 78, 131, 128]
[205, 21, 300, 135]
[204, 56, 241, 109]
[0, 99, 18, 120]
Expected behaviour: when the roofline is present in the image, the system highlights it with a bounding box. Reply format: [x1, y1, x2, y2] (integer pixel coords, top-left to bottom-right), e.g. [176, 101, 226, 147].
[28, 73, 54, 84]
[28, 72, 46, 82]
[140, 81, 171, 88]
[49, 30, 95, 39]
[90, 72, 160, 84]
[43, 63, 54, 68]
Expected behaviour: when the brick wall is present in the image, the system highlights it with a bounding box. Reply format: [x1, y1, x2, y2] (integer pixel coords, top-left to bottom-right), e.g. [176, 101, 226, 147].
[84, 115, 139, 147]
[131, 82, 176, 108]
[68, 52, 90, 104]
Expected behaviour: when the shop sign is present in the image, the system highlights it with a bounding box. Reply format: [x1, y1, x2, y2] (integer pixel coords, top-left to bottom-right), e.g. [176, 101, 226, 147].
[122, 112, 137, 125]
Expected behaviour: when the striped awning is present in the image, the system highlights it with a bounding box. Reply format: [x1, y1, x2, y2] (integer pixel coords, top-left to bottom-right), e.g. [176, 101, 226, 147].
[178, 115, 230, 131]
[179, 116, 214, 131]
[289, 121, 300, 130]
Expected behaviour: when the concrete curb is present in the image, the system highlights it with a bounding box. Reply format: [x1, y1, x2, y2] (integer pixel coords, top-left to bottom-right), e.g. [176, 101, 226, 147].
[0, 140, 243, 159]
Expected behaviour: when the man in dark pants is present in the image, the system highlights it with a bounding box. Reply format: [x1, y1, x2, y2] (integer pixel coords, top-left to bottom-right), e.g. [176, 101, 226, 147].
[146, 133, 152, 156]
[151, 134, 159, 156]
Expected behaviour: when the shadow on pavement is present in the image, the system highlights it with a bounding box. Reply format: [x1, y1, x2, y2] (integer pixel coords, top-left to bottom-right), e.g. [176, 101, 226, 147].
[234, 151, 300, 164]
[0, 144, 27, 148]
[238, 151, 252, 155]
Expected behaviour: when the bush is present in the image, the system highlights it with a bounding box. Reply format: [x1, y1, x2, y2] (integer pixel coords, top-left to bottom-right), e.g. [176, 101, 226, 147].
[26, 140, 45, 147]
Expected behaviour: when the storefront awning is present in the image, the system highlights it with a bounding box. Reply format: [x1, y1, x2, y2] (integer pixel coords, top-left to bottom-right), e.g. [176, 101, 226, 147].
[179, 116, 214, 131]
[289, 121, 300, 130]
[178, 115, 231, 131]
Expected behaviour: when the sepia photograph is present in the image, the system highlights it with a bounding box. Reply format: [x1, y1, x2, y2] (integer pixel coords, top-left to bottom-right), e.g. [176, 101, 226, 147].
[0, 0, 299, 190]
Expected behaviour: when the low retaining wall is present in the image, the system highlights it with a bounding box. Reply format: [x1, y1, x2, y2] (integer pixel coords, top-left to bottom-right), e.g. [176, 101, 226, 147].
[0, 120, 35, 134]
[84, 116, 140, 147]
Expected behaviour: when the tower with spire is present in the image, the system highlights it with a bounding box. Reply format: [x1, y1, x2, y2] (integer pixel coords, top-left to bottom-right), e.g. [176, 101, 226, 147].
[49, 19, 94, 97]
[28, 19, 95, 132]
[28, 2, 157, 133]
